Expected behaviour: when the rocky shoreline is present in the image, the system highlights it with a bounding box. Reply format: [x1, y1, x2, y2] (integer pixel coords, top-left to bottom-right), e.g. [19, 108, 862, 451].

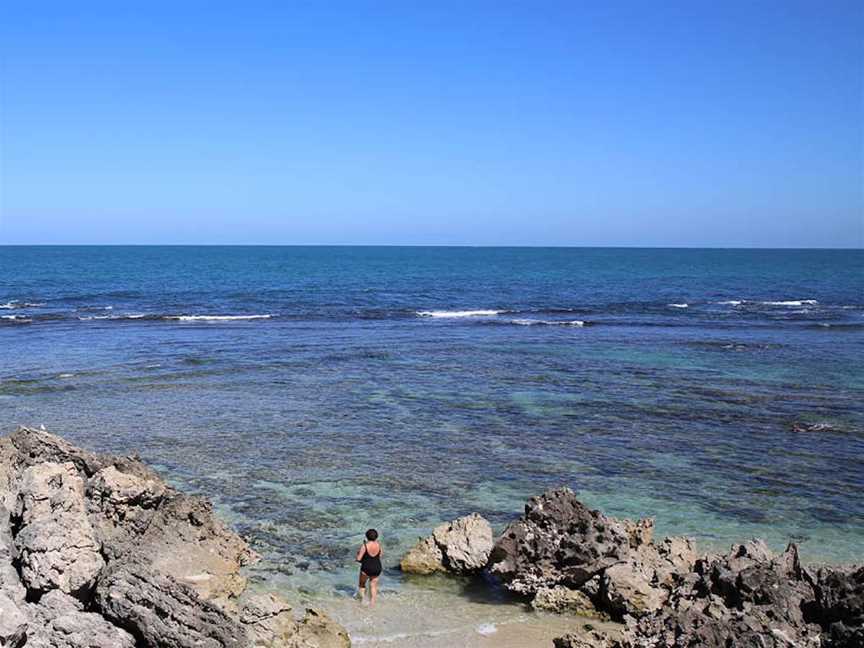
[0, 427, 350, 648]
[402, 488, 863, 647]
[2, 427, 861, 648]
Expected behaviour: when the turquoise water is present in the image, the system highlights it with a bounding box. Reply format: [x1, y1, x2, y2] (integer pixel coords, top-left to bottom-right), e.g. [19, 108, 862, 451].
[1, 247, 862, 622]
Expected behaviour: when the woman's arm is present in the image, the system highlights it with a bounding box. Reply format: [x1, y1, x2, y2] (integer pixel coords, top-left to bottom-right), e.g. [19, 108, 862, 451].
[356, 544, 366, 562]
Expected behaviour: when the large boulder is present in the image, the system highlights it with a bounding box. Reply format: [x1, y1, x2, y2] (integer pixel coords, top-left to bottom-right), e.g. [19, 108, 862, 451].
[488, 487, 654, 595]
[401, 513, 493, 575]
[12, 462, 104, 597]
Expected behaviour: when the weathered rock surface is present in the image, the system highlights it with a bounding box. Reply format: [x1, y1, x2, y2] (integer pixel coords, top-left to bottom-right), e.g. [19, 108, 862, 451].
[613, 541, 826, 647]
[404, 486, 862, 648]
[401, 513, 493, 575]
[95, 557, 247, 647]
[26, 590, 137, 648]
[240, 593, 297, 647]
[237, 594, 350, 648]
[811, 564, 864, 647]
[599, 535, 698, 617]
[0, 426, 351, 648]
[400, 535, 444, 575]
[532, 585, 605, 618]
[12, 462, 104, 597]
[489, 487, 655, 596]
[292, 608, 352, 648]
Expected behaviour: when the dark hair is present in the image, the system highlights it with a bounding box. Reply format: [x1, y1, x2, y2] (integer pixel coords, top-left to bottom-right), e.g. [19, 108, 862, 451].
[365, 528, 379, 541]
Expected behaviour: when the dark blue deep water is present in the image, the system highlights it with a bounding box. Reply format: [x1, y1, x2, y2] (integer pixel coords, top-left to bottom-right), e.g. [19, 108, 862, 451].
[1, 247, 863, 600]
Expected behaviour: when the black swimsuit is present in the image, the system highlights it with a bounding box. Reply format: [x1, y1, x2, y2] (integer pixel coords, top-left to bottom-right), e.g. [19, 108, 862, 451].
[360, 541, 382, 577]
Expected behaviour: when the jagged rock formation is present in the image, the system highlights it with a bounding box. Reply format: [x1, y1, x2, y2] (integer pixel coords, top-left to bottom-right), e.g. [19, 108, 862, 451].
[400, 513, 493, 575]
[488, 487, 696, 619]
[402, 486, 862, 648]
[0, 426, 350, 648]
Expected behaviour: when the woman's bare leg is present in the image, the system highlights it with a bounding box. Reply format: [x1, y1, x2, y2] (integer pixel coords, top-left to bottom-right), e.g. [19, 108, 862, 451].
[357, 572, 368, 601]
[369, 576, 379, 606]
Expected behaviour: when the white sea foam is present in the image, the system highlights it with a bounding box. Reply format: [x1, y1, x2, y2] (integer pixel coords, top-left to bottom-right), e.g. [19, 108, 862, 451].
[668, 303, 689, 308]
[167, 314, 272, 321]
[761, 299, 818, 306]
[416, 309, 502, 318]
[352, 629, 455, 644]
[1, 301, 45, 309]
[715, 299, 818, 307]
[1, 315, 32, 323]
[510, 318, 586, 327]
[58, 373, 74, 379]
[476, 623, 498, 636]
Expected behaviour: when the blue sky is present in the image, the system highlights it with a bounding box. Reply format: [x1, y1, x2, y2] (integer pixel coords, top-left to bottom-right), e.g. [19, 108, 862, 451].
[1, 1, 861, 246]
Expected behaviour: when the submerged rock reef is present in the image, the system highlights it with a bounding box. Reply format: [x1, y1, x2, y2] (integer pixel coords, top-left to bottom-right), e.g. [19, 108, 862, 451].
[403, 487, 863, 648]
[0, 427, 350, 648]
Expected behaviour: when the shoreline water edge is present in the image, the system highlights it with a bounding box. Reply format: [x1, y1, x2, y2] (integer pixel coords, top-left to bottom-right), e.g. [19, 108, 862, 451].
[1, 427, 861, 647]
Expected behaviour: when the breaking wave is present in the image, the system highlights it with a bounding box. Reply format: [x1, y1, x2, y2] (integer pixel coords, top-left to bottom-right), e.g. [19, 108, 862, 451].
[416, 310, 503, 318]
[508, 318, 587, 327]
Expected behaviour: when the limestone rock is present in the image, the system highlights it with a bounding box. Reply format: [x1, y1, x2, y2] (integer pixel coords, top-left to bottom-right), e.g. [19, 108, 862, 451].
[615, 542, 825, 648]
[554, 630, 615, 648]
[94, 557, 247, 648]
[400, 536, 444, 575]
[239, 593, 296, 647]
[292, 608, 351, 648]
[0, 592, 28, 647]
[401, 513, 493, 575]
[0, 505, 25, 603]
[26, 590, 136, 648]
[431, 514, 493, 573]
[810, 564, 864, 648]
[12, 462, 104, 597]
[488, 487, 650, 594]
[0, 427, 352, 648]
[599, 536, 698, 618]
[86, 464, 166, 560]
[135, 493, 257, 602]
[532, 585, 604, 618]
[8, 427, 107, 477]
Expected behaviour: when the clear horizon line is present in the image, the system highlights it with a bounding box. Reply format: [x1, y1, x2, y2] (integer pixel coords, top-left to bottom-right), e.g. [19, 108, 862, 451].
[0, 243, 862, 250]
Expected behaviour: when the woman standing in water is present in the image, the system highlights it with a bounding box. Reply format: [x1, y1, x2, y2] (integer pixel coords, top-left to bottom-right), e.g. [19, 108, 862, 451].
[356, 528, 382, 605]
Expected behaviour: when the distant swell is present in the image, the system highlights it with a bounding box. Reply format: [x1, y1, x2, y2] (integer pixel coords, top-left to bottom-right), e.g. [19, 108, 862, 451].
[416, 310, 503, 318]
[77, 313, 273, 322]
[715, 299, 818, 307]
[164, 314, 273, 321]
[508, 318, 587, 327]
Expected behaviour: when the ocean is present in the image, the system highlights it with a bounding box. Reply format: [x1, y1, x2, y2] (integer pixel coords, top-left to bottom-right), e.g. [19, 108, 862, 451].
[1, 245, 862, 643]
